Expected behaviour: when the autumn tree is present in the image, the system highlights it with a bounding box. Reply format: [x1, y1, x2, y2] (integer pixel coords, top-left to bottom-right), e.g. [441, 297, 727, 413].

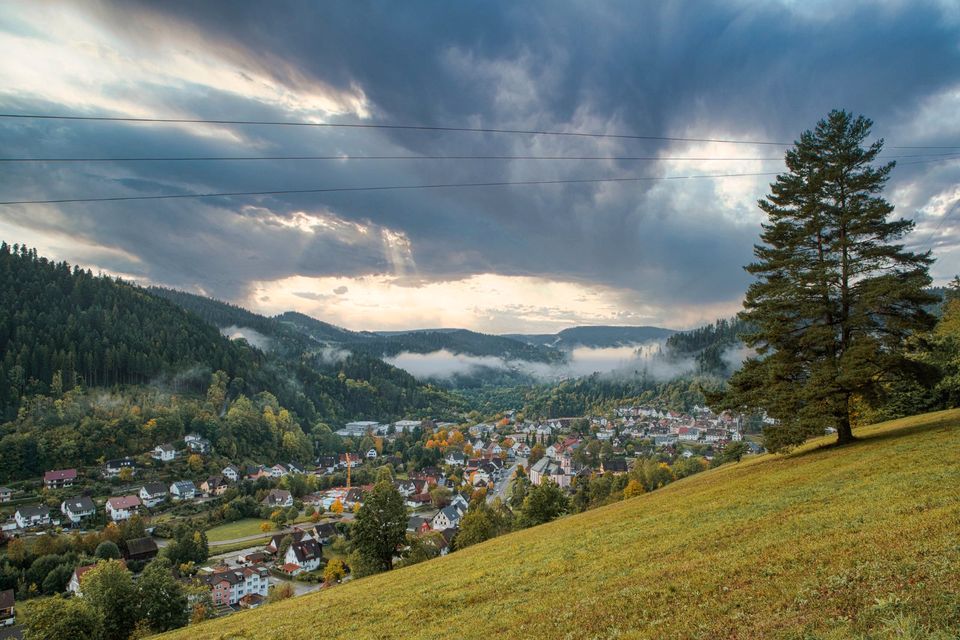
[717, 111, 936, 451]
[323, 558, 347, 584]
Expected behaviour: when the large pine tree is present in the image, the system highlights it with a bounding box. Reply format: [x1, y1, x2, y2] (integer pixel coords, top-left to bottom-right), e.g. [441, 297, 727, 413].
[719, 110, 936, 451]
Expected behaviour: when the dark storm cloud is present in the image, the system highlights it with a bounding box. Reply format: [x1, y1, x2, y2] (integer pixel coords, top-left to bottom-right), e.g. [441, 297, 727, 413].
[1, 0, 959, 324]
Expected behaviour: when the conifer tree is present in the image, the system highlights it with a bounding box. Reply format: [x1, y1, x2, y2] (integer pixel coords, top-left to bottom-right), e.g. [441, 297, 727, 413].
[718, 110, 936, 451]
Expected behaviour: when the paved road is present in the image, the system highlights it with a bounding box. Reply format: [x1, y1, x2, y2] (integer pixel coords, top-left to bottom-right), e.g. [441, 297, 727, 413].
[488, 458, 523, 504]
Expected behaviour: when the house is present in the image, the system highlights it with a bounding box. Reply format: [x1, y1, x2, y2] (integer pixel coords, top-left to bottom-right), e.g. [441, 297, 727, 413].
[123, 537, 159, 562]
[437, 527, 458, 556]
[238, 593, 265, 609]
[311, 522, 338, 544]
[283, 538, 322, 574]
[600, 457, 629, 475]
[407, 515, 432, 534]
[653, 435, 678, 448]
[338, 453, 362, 468]
[444, 451, 466, 466]
[365, 448, 378, 459]
[512, 442, 531, 457]
[287, 462, 305, 475]
[0, 589, 14, 627]
[43, 468, 77, 489]
[529, 456, 572, 488]
[237, 551, 269, 565]
[170, 480, 197, 501]
[266, 530, 305, 555]
[61, 496, 96, 524]
[104, 458, 135, 478]
[431, 505, 463, 530]
[106, 495, 141, 521]
[0, 488, 10, 503]
[201, 476, 228, 496]
[14, 506, 50, 529]
[151, 444, 177, 462]
[262, 489, 293, 508]
[201, 566, 269, 606]
[139, 482, 168, 508]
[184, 433, 211, 454]
[222, 465, 240, 483]
[404, 493, 432, 509]
[67, 562, 126, 596]
[269, 464, 289, 478]
[315, 456, 338, 474]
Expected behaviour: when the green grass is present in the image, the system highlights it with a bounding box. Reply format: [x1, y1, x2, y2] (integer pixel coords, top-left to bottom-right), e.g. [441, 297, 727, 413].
[205, 514, 317, 542]
[205, 518, 275, 542]
[164, 410, 960, 639]
[208, 536, 272, 556]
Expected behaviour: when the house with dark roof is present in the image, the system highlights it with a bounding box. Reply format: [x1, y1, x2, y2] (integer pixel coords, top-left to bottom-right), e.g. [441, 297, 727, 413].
[61, 496, 96, 524]
[0, 589, 14, 627]
[222, 465, 241, 482]
[201, 565, 269, 606]
[261, 489, 293, 508]
[151, 443, 177, 462]
[283, 538, 322, 574]
[139, 482, 168, 508]
[431, 505, 464, 531]
[312, 522, 338, 544]
[43, 468, 77, 489]
[170, 480, 197, 501]
[600, 457, 629, 474]
[104, 458, 136, 478]
[266, 530, 305, 555]
[123, 537, 159, 561]
[201, 476, 228, 496]
[14, 506, 50, 529]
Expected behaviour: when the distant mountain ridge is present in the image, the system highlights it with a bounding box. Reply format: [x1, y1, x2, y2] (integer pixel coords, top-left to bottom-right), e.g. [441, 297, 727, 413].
[505, 325, 676, 349]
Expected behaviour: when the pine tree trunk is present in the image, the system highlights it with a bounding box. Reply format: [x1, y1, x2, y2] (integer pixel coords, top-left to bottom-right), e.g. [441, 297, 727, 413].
[836, 413, 857, 445]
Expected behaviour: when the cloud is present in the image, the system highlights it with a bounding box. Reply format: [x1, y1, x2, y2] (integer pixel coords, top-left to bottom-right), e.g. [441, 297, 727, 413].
[220, 325, 270, 351]
[2, 0, 960, 330]
[386, 340, 704, 382]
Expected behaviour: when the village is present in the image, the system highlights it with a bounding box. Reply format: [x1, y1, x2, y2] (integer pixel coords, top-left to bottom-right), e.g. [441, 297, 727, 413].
[0, 404, 754, 635]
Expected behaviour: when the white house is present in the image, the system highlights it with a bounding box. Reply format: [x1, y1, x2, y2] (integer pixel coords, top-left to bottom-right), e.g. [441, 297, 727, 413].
[283, 539, 322, 574]
[170, 480, 197, 501]
[104, 458, 135, 478]
[431, 505, 464, 530]
[365, 448, 378, 459]
[222, 465, 240, 482]
[151, 443, 177, 462]
[261, 489, 293, 508]
[269, 464, 289, 478]
[15, 505, 51, 529]
[392, 420, 421, 433]
[106, 495, 141, 521]
[61, 496, 96, 524]
[139, 482, 168, 508]
[444, 451, 466, 466]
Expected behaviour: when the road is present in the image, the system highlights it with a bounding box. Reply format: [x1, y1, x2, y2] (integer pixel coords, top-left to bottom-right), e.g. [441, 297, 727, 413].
[488, 458, 523, 504]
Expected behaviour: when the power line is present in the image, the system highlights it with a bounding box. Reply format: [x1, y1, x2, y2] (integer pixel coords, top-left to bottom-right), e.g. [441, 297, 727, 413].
[0, 171, 782, 206]
[0, 112, 797, 145]
[918, 198, 960, 248]
[1, 152, 958, 163]
[3, 113, 957, 149]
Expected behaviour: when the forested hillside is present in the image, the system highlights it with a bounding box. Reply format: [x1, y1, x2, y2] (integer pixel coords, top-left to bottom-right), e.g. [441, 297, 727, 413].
[0, 246, 467, 480]
[0, 244, 264, 418]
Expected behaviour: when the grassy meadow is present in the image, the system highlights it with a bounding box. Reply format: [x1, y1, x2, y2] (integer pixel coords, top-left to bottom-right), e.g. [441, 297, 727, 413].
[164, 410, 960, 639]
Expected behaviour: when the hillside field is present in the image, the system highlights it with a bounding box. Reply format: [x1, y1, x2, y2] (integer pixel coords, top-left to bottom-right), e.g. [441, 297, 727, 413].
[165, 410, 960, 639]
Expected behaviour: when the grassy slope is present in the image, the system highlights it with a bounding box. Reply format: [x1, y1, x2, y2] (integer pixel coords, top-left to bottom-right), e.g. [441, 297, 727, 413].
[166, 410, 960, 640]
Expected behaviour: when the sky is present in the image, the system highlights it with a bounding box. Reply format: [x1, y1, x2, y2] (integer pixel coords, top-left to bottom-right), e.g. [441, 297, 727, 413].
[0, 0, 959, 334]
